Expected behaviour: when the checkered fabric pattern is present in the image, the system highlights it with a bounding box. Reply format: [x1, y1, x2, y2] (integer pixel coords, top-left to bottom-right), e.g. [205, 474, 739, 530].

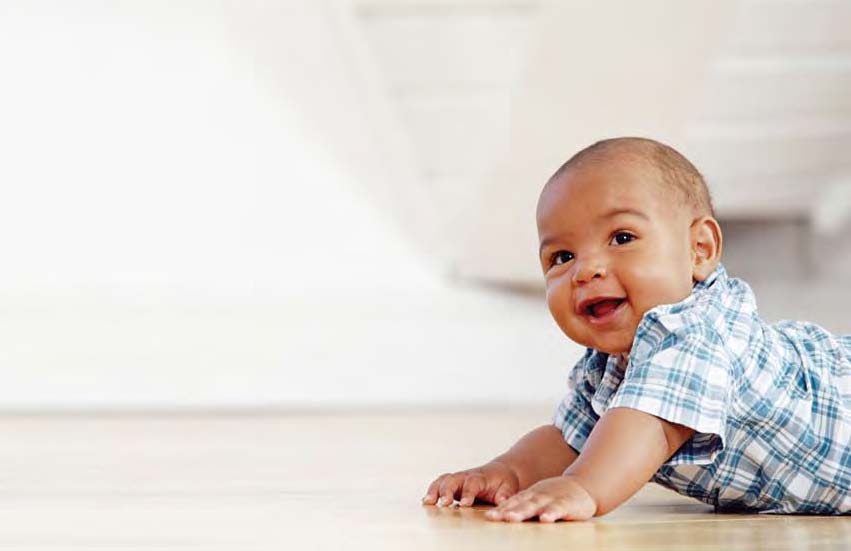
[553, 263, 851, 514]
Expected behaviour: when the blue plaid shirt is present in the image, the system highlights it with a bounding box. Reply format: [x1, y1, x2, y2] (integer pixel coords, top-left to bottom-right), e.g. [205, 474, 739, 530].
[553, 263, 851, 514]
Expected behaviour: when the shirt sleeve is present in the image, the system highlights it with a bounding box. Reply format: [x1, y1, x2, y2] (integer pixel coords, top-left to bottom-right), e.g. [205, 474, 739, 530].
[552, 349, 601, 455]
[609, 308, 732, 465]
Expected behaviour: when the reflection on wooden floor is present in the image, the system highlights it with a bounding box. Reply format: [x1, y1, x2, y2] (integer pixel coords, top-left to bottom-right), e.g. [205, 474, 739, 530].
[1, 408, 849, 550]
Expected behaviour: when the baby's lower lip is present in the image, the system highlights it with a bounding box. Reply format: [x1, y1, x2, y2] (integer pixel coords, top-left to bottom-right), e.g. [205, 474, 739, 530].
[582, 300, 627, 326]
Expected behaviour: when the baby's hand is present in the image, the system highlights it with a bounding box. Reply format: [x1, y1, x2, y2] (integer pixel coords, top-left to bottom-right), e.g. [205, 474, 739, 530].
[421, 461, 520, 507]
[484, 475, 596, 522]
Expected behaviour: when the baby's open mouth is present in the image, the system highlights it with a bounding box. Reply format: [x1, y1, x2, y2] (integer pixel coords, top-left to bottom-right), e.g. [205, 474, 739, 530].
[585, 298, 626, 318]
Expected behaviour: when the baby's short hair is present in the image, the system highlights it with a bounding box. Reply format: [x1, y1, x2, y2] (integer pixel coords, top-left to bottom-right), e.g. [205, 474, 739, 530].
[549, 137, 715, 218]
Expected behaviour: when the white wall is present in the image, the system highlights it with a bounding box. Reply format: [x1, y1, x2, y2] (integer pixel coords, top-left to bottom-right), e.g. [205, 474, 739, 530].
[4, 2, 846, 410]
[0, 0, 432, 298]
[0, 1, 584, 409]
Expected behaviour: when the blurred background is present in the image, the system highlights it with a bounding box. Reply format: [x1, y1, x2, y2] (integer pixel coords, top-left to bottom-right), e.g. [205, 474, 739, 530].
[0, 0, 849, 411]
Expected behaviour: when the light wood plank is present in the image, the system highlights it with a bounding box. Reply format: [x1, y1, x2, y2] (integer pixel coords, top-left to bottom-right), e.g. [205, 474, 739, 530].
[1, 409, 849, 549]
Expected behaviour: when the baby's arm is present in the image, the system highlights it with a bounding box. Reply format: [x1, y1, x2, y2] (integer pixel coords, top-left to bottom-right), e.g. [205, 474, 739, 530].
[422, 424, 579, 507]
[486, 407, 695, 522]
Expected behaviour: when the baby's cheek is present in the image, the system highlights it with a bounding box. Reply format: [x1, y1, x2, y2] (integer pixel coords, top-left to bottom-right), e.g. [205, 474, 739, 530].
[546, 288, 573, 327]
[625, 269, 687, 314]
[545, 284, 566, 316]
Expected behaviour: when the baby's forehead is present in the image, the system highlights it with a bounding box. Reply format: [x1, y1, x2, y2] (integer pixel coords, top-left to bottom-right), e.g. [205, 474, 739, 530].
[536, 165, 699, 241]
[540, 137, 712, 224]
[540, 157, 672, 211]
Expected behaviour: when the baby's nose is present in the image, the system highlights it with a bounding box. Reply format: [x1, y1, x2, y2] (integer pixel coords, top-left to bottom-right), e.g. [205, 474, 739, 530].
[572, 260, 607, 284]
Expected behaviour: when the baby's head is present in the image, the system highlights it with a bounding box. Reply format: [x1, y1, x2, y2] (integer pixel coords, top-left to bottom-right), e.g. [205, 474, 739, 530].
[536, 137, 722, 355]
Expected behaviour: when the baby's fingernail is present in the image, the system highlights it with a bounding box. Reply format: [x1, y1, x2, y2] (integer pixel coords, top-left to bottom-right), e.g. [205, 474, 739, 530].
[437, 497, 448, 507]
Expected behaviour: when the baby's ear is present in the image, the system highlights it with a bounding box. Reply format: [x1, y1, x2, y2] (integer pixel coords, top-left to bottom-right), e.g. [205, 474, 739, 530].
[689, 216, 723, 282]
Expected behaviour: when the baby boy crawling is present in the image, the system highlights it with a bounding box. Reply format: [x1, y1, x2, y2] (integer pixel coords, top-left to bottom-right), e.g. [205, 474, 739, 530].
[421, 137, 851, 522]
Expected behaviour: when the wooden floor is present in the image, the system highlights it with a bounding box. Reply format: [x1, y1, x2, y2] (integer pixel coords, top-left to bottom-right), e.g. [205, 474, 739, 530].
[2, 408, 851, 550]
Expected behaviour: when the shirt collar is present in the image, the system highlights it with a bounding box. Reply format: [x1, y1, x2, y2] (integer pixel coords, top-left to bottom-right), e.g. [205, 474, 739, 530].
[693, 262, 726, 292]
[579, 262, 728, 382]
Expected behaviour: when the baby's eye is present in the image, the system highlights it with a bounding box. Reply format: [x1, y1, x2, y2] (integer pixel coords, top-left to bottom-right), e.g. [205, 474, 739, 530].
[610, 232, 636, 246]
[551, 250, 574, 266]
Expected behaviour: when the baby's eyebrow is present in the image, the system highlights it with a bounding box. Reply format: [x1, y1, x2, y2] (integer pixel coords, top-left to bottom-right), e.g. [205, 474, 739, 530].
[539, 237, 559, 258]
[596, 207, 650, 221]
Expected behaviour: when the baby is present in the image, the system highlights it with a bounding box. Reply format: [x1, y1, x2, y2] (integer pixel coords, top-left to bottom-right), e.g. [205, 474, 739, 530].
[421, 137, 851, 522]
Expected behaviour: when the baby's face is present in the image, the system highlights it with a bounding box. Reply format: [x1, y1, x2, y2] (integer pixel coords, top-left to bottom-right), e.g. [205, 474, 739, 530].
[537, 161, 697, 354]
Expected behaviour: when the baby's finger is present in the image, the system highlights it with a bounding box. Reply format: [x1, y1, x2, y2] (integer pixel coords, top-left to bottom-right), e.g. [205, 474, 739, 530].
[539, 497, 595, 522]
[422, 474, 448, 505]
[485, 493, 525, 521]
[459, 474, 485, 506]
[489, 493, 547, 523]
[437, 474, 463, 506]
[493, 480, 516, 505]
[538, 500, 571, 523]
[504, 497, 548, 523]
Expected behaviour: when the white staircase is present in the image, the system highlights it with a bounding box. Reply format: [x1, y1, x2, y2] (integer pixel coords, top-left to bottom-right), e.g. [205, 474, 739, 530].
[337, 0, 851, 284]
